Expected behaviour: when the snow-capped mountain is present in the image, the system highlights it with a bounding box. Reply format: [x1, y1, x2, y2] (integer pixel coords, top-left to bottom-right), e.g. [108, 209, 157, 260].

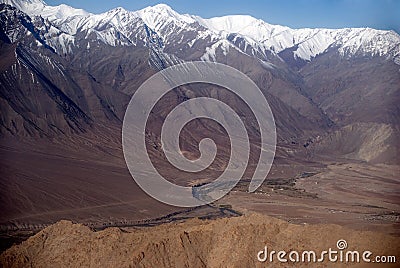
[196, 15, 400, 60]
[1, 0, 400, 235]
[1, 0, 399, 63]
[1, 0, 88, 19]
[1, 0, 400, 165]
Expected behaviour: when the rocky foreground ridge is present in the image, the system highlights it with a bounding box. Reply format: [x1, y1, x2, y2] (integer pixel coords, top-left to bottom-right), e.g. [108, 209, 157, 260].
[1, 213, 399, 267]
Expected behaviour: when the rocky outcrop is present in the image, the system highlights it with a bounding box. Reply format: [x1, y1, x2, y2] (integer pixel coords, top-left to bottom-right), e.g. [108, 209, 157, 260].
[1, 214, 399, 267]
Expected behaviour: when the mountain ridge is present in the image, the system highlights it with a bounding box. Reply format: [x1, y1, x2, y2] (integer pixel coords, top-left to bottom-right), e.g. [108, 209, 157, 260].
[2, 213, 400, 267]
[2, 0, 399, 63]
[1, 1, 399, 164]
[0, 0, 399, 248]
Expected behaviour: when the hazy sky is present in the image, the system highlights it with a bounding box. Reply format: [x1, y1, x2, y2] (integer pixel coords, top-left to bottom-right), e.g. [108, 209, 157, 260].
[46, 0, 400, 32]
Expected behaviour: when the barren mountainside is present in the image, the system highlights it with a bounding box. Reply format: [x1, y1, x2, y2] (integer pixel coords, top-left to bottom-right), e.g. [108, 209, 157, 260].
[0, 1, 399, 163]
[0, 0, 399, 264]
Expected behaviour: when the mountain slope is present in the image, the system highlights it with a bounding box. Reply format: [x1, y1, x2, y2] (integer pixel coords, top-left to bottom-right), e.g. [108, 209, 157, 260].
[0, 2, 330, 141]
[0, 0, 399, 160]
[0, 0, 399, 230]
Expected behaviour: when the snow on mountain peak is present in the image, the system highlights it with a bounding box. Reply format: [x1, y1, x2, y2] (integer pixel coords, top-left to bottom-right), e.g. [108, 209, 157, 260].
[152, 3, 174, 11]
[135, 4, 195, 30]
[0, 0, 89, 19]
[1, 0, 46, 15]
[1, 0, 399, 62]
[2, 0, 45, 6]
[40, 4, 89, 20]
[195, 15, 288, 36]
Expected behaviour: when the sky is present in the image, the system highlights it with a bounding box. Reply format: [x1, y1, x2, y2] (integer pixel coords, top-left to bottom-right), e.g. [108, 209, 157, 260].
[46, 0, 400, 32]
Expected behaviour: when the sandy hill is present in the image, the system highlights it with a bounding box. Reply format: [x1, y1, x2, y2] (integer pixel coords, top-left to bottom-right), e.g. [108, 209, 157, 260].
[1, 213, 399, 268]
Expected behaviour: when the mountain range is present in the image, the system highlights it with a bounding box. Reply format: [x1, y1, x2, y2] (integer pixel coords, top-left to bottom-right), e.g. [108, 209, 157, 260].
[0, 0, 399, 227]
[3, 0, 400, 62]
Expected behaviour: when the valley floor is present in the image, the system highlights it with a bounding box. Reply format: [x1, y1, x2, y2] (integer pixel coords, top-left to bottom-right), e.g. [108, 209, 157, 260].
[0, 138, 399, 264]
[223, 162, 400, 236]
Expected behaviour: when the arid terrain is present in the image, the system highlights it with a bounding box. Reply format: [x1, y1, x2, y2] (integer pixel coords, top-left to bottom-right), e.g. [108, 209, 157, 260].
[225, 162, 400, 235]
[1, 0, 400, 267]
[1, 214, 399, 267]
[1, 136, 399, 266]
